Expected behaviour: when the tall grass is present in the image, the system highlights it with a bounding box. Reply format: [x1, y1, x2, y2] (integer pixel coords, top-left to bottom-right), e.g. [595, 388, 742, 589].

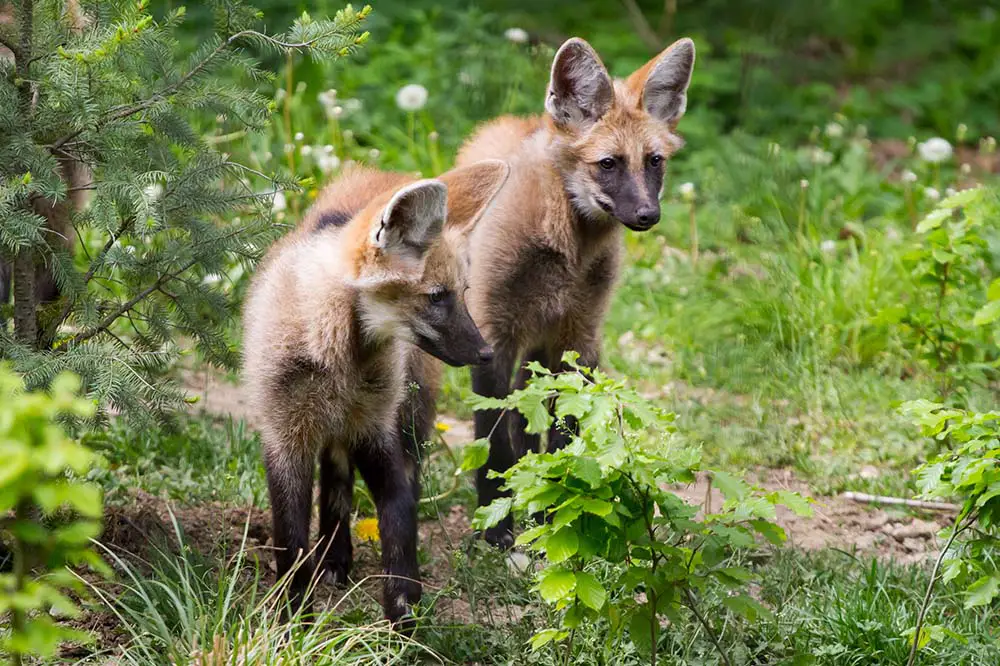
[83, 515, 440, 665]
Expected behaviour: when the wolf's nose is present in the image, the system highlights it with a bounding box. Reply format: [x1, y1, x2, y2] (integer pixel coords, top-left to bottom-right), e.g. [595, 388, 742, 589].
[477, 345, 494, 365]
[636, 205, 660, 227]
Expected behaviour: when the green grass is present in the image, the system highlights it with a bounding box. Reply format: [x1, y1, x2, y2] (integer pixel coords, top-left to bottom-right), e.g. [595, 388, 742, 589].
[85, 415, 268, 507]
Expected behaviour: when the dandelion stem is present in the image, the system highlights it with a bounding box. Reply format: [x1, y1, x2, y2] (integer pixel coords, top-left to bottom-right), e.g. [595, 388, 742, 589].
[689, 201, 698, 265]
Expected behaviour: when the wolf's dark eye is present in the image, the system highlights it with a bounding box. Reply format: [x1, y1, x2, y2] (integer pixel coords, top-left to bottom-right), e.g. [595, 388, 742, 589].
[648, 154, 664, 167]
[428, 287, 450, 306]
[598, 157, 617, 170]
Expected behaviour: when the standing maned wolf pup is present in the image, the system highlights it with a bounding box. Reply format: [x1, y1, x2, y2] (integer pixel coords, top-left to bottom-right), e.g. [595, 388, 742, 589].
[456, 37, 696, 547]
[243, 160, 509, 625]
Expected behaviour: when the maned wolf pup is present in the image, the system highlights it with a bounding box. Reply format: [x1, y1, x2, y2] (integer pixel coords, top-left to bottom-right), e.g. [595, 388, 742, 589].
[456, 37, 696, 547]
[243, 160, 509, 624]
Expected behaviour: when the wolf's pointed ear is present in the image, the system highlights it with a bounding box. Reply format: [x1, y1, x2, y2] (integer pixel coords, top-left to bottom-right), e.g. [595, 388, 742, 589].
[437, 159, 510, 235]
[545, 38, 614, 130]
[372, 180, 447, 260]
[626, 38, 695, 128]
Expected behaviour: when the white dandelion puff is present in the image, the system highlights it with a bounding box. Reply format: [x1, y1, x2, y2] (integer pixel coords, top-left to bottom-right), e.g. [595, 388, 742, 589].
[800, 179, 810, 189]
[395, 83, 428, 112]
[901, 169, 918, 183]
[504, 27, 529, 44]
[824, 122, 844, 138]
[820, 239, 836, 253]
[368, 148, 381, 160]
[294, 131, 305, 142]
[923, 187, 940, 201]
[810, 148, 834, 165]
[272, 191, 287, 213]
[300, 145, 313, 157]
[917, 137, 953, 163]
[318, 154, 341, 174]
[678, 182, 696, 201]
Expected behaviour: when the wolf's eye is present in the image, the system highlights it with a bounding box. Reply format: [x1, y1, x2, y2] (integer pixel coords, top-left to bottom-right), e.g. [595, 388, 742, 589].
[428, 287, 450, 306]
[648, 154, 664, 167]
[598, 157, 617, 170]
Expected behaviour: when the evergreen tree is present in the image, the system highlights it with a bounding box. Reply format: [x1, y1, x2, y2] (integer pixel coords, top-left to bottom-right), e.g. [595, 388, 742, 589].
[0, 0, 368, 421]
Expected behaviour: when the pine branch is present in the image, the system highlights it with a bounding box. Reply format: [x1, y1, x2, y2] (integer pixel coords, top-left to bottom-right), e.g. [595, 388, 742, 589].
[50, 24, 358, 153]
[68, 257, 199, 346]
[44, 217, 135, 343]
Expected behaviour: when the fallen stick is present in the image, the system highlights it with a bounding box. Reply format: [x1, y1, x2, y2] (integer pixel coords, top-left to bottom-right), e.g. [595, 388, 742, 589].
[840, 491, 959, 512]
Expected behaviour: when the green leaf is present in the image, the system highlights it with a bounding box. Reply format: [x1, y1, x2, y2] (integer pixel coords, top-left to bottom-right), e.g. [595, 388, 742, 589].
[712, 470, 750, 501]
[529, 629, 568, 650]
[459, 438, 490, 472]
[774, 490, 813, 517]
[555, 392, 591, 419]
[723, 593, 773, 622]
[515, 523, 552, 547]
[537, 568, 576, 603]
[628, 606, 655, 656]
[570, 457, 601, 487]
[575, 571, 606, 611]
[516, 392, 553, 434]
[916, 208, 951, 233]
[973, 300, 1000, 326]
[750, 519, 786, 545]
[472, 497, 512, 530]
[941, 558, 965, 585]
[988, 277, 1000, 302]
[581, 498, 614, 517]
[964, 574, 1000, 609]
[939, 186, 982, 209]
[545, 527, 579, 563]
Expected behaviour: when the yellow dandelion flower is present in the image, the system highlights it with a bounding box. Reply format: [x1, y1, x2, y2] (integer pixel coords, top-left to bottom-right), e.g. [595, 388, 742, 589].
[434, 421, 451, 433]
[354, 517, 380, 543]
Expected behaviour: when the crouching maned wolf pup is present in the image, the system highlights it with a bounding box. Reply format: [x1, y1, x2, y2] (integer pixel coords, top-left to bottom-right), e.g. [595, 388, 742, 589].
[243, 160, 509, 625]
[455, 37, 696, 547]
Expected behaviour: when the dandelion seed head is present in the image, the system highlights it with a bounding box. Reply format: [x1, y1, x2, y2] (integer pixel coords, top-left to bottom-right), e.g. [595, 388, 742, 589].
[504, 27, 529, 44]
[917, 137, 953, 163]
[395, 83, 428, 112]
[272, 191, 287, 213]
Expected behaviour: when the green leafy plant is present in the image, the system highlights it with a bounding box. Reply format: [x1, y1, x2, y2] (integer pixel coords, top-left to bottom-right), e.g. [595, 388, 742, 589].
[469, 353, 812, 665]
[895, 186, 1000, 400]
[901, 399, 1000, 664]
[0, 366, 104, 665]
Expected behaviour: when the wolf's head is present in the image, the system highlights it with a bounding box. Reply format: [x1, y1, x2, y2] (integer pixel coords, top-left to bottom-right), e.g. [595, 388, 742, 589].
[353, 161, 510, 366]
[545, 37, 695, 231]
